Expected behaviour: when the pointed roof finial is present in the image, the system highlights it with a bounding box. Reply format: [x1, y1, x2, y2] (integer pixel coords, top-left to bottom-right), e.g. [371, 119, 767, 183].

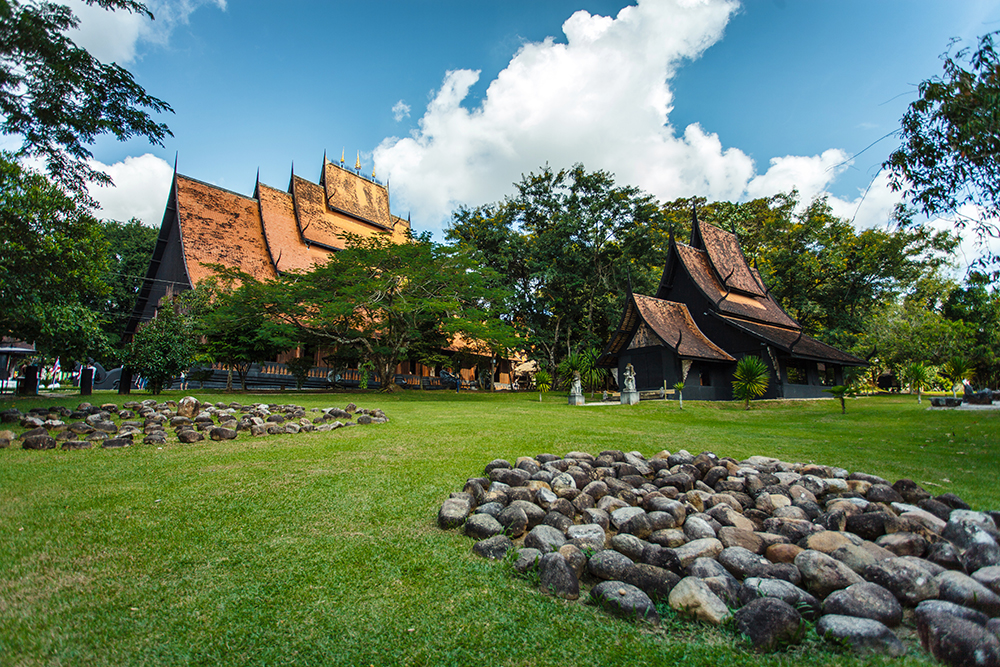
[355, 151, 361, 172]
[340, 148, 345, 165]
[372, 165, 376, 179]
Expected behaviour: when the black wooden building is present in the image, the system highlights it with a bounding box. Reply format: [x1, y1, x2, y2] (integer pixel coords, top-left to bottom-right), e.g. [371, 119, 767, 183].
[598, 217, 865, 400]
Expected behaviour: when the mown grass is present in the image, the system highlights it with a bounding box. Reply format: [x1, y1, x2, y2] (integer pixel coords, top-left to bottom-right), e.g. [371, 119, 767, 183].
[0, 389, 996, 666]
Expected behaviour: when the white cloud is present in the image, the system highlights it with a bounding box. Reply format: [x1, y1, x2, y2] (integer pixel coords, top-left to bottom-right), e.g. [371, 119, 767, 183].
[65, 0, 226, 63]
[392, 100, 411, 122]
[86, 153, 174, 225]
[374, 0, 902, 236]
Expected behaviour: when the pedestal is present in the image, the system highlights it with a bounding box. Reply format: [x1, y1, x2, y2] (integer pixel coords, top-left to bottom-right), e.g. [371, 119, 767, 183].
[620, 391, 639, 405]
[568, 393, 585, 405]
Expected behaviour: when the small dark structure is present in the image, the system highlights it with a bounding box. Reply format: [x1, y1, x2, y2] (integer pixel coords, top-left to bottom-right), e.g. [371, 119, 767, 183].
[598, 216, 865, 400]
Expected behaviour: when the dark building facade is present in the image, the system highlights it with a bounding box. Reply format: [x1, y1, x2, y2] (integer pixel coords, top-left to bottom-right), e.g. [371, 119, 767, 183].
[598, 217, 865, 400]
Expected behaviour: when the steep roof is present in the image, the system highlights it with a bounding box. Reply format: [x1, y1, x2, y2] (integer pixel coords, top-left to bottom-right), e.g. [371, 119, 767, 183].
[598, 293, 734, 367]
[695, 221, 766, 296]
[322, 160, 394, 229]
[716, 315, 866, 366]
[175, 175, 277, 284]
[256, 182, 330, 273]
[673, 243, 800, 329]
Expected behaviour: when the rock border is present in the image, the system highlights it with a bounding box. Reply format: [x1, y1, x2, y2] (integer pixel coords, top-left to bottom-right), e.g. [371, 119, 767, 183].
[440, 449, 1000, 665]
[0, 396, 388, 449]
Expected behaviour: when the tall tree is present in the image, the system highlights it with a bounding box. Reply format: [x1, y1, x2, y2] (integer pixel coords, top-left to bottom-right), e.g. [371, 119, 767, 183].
[884, 31, 1000, 273]
[0, 153, 109, 360]
[261, 232, 516, 392]
[0, 0, 172, 194]
[193, 275, 295, 391]
[96, 217, 158, 353]
[449, 164, 668, 380]
[124, 294, 196, 394]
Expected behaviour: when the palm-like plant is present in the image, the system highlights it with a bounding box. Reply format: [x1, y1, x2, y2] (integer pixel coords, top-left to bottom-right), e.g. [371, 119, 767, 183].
[824, 385, 856, 414]
[942, 356, 975, 398]
[732, 356, 770, 410]
[903, 361, 935, 404]
[534, 369, 552, 402]
[673, 380, 686, 410]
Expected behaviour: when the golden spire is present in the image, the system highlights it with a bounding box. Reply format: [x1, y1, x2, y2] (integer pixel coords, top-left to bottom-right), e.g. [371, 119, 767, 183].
[340, 148, 345, 165]
[372, 165, 376, 179]
[355, 151, 361, 171]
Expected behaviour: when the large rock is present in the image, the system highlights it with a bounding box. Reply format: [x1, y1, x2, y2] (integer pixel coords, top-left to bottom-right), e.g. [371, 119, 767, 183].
[472, 534, 512, 560]
[524, 524, 567, 553]
[863, 557, 940, 606]
[22, 434, 56, 450]
[794, 549, 863, 598]
[973, 566, 1000, 596]
[176, 396, 199, 419]
[822, 582, 902, 627]
[496, 506, 528, 538]
[735, 597, 803, 651]
[623, 563, 680, 602]
[588, 549, 634, 581]
[668, 576, 732, 625]
[815, 615, 906, 657]
[917, 599, 990, 627]
[590, 581, 659, 623]
[438, 495, 473, 529]
[915, 607, 1000, 666]
[936, 570, 1000, 617]
[674, 537, 723, 568]
[538, 552, 579, 600]
[463, 513, 503, 541]
[738, 577, 821, 621]
[513, 548, 541, 574]
[718, 546, 771, 580]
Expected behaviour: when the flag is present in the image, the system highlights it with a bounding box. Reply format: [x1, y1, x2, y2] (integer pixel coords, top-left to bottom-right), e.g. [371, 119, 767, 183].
[52, 358, 60, 376]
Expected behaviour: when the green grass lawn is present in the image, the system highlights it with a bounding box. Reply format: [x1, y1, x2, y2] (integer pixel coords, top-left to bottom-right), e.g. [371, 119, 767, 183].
[0, 390, 996, 666]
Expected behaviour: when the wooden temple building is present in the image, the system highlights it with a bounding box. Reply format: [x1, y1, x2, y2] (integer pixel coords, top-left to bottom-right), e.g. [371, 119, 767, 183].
[598, 217, 865, 400]
[127, 154, 515, 389]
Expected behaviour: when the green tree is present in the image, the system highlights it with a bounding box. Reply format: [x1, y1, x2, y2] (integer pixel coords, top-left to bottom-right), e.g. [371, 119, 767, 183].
[96, 217, 158, 353]
[0, 153, 110, 361]
[941, 356, 976, 397]
[193, 276, 293, 391]
[534, 369, 551, 402]
[0, 0, 172, 194]
[262, 232, 516, 393]
[884, 31, 1000, 272]
[449, 164, 668, 381]
[943, 272, 1000, 387]
[124, 295, 196, 394]
[732, 356, 770, 410]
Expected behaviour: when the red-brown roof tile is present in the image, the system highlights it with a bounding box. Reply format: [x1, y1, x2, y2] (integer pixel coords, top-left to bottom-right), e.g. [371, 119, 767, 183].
[675, 243, 800, 329]
[634, 295, 735, 362]
[718, 315, 866, 365]
[257, 182, 330, 273]
[323, 161, 393, 229]
[176, 176, 277, 285]
[698, 222, 766, 296]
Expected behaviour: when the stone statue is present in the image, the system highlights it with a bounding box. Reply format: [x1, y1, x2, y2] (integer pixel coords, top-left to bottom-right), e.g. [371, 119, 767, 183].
[620, 363, 639, 405]
[568, 370, 584, 405]
[623, 363, 636, 393]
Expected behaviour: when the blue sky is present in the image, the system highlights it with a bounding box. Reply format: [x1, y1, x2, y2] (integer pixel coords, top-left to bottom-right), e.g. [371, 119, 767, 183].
[56, 0, 1000, 254]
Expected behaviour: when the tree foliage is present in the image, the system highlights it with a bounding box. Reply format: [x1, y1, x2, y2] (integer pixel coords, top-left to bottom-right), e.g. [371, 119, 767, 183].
[192, 275, 294, 391]
[124, 296, 196, 394]
[261, 232, 517, 392]
[0, 153, 109, 360]
[884, 31, 1000, 272]
[0, 0, 172, 194]
[96, 217, 157, 353]
[448, 164, 668, 380]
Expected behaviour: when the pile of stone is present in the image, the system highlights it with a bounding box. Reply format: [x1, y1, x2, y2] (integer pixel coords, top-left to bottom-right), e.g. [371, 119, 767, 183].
[0, 397, 388, 449]
[438, 449, 1000, 664]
